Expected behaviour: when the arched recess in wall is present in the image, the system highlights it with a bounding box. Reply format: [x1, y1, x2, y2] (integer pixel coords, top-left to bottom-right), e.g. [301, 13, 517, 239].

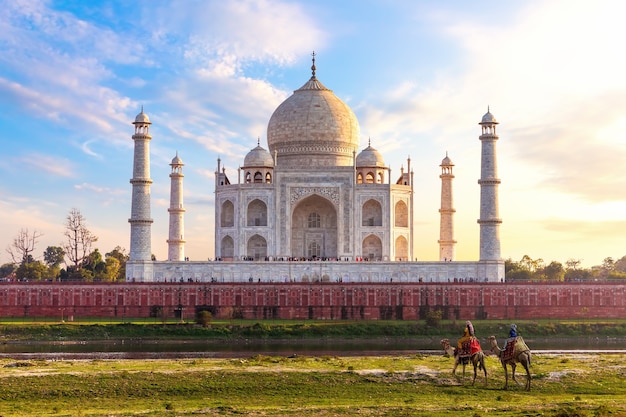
[362, 199, 382, 226]
[394, 200, 408, 227]
[247, 234, 267, 260]
[221, 235, 234, 259]
[395, 235, 408, 261]
[221, 200, 235, 227]
[362, 234, 382, 261]
[247, 199, 267, 226]
[291, 194, 337, 259]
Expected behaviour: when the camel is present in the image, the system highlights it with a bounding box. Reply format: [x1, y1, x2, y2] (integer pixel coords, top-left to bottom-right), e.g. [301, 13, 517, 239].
[487, 335, 532, 391]
[440, 338, 487, 386]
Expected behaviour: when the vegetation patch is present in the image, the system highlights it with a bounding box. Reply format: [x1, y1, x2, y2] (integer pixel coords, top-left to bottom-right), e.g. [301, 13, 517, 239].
[1, 354, 625, 416]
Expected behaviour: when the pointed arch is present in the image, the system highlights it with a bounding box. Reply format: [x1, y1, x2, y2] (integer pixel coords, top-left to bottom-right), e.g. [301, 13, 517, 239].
[395, 236, 408, 261]
[395, 200, 408, 227]
[247, 234, 267, 260]
[362, 234, 382, 261]
[247, 199, 267, 226]
[221, 200, 235, 227]
[362, 199, 382, 226]
[221, 235, 234, 259]
[291, 195, 337, 259]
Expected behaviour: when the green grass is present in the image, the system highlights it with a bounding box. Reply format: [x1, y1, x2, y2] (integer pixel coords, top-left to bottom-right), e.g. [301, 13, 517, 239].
[1, 354, 626, 416]
[4, 319, 626, 341]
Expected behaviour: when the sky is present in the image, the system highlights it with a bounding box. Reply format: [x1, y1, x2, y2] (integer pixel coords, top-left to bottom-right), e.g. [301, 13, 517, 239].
[1, 0, 625, 269]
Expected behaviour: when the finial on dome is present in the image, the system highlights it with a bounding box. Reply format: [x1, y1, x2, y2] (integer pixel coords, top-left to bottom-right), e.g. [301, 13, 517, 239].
[257, 137, 260, 146]
[311, 51, 317, 80]
[368, 137, 371, 147]
[141, 105, 144, 113]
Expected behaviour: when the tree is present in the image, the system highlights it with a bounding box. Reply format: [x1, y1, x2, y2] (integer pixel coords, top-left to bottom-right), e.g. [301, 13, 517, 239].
[520, 255, 543, 273]
[102, 257, 121, 282]
[565, 258, 582, 270]
[63, 208, 98, 270]
[43, 246, 66, 282]
[614, 255, 626, 273]
[0, 263, 17, 279]
[505, 257, 532, 281]
[44, 246, 65, 268]
[15, 260, 48, 281]
[6, 228, 43, 264]
[105, 246, 129, 281]
[541, 261, 565, 281]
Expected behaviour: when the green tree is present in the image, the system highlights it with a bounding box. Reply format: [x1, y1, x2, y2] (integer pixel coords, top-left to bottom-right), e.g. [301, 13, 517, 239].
[84, 249, 106, 276]
[540, 261, 565, 281]
[0, 263, 17, 279]
[15, 261, 48, 281]
[106, 246, 129, 281]
[43, 246, 66, 281]
[44, 246, 65, 267]
[505, 257, 532, 281]
[101, 257, 121, 282]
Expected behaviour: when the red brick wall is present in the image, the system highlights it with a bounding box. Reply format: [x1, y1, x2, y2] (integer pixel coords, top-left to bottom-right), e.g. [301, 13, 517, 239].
[0, 282, 624, 320]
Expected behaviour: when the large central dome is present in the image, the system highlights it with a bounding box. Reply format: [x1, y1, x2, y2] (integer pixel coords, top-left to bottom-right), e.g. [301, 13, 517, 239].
[267, 62, 360, 168]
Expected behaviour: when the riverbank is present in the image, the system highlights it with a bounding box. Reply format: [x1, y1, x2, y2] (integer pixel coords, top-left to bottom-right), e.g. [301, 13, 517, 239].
[1, 353, 625, 416]
[3, 318, 626, 342]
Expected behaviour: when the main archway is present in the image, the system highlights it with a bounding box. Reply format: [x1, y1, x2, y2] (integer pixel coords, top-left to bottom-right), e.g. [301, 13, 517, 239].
[291, 195, 337, 259]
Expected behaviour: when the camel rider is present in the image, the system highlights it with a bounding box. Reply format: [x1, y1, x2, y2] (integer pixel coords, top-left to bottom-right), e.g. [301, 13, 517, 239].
[505, 323, 518, 352]
[457, 320, 477, 356]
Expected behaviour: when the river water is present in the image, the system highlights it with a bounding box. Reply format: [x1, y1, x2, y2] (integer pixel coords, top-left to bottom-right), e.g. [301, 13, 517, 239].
[2, 337, 625, 360]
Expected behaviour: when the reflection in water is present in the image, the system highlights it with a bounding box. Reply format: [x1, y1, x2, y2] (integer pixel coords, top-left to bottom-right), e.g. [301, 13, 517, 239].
[1, 337, 626, 360]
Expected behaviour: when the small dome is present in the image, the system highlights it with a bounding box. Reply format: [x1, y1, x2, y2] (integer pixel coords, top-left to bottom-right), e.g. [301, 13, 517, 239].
[244, 144, 274, 167]
[171, 152, 183, 165]
[441, 154, 453, 166]
[356, 144, 385, 167]
[480, 109, 497, 124]
[134, 110, 151, 124]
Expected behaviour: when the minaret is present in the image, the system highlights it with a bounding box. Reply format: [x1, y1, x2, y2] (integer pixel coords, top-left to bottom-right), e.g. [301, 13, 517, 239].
[167, 152, 186, 261]
[128, 109, 153, 262]
[438, 153, 456, 261]
[477, 107, 502, 261]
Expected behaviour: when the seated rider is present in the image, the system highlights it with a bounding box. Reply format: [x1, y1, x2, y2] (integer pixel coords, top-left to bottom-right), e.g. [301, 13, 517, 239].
[456, 320, 475, 356]
[505, 323, 518, 351]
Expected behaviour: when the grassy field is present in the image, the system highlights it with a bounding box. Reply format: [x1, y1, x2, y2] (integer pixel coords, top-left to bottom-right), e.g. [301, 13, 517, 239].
[1, 353, 625, 416]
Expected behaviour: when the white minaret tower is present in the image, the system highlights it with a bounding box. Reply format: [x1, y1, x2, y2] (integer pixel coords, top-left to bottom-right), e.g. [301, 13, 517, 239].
[477, 107, 502, 261]
[128, 109, 153, 263]
[438, 153, 456, 261]
[167, 152, 185, 261]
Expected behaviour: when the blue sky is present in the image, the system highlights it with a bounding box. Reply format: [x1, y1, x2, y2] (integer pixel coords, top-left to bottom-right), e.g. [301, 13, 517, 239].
[1, 0, 625, 268]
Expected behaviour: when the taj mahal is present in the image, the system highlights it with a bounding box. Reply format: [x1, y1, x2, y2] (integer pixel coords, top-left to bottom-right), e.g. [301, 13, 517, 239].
[125, 57, 504, 283]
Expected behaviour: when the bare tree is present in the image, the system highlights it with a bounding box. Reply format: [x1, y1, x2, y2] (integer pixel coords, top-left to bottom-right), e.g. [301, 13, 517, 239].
[6, 228, 43, 264]
[62, 208, 98, 269]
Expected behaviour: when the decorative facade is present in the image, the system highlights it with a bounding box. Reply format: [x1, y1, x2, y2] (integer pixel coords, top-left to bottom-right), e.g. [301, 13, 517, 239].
[126, 57, 504, 282]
